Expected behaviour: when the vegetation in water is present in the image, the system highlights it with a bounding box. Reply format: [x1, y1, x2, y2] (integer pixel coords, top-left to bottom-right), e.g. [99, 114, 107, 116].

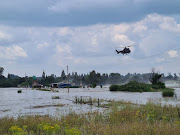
[52, 96, 60, 99]
[17, 90, 22, 93]
[110, 81, 173, 92]
[162, 90, 175, 97]
[0, 100, 180, 135]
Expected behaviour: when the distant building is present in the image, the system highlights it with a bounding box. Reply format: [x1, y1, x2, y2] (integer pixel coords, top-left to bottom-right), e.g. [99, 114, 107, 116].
[51, 81, 74, 88]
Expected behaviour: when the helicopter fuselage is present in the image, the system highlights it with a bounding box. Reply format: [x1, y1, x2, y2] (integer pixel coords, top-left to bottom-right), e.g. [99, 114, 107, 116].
[116, 47, 131, 55]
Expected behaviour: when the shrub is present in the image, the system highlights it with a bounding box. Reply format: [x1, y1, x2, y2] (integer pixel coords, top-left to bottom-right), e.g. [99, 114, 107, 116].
[162, 90, 174, 97]
[52, 96, 60, 99]
[17, 90, 22, 93]
[92, 83, 96, 88]
[152, 82, 165, 89]
[110, 85, 120, 91]
[110, 81, 151, 92]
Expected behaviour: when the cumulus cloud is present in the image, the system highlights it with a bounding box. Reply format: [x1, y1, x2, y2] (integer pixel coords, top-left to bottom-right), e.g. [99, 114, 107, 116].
[113, 34, 134, 46]
[133, 24, 147, 33]
[155, 57, 165, 63]
[167, 50, 178, 58]
[0, 13, 180, 76]
[56, 44, 72, 54]
[0, 31, 11, 39]
[113, 24, 130, 34]
[0, 45, 27, 60]
[37, 42, 49, 49]
[56, 27, 72, 36]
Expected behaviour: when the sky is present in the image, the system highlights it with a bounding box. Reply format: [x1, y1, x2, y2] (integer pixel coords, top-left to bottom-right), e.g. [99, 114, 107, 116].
[0, 0, 180, 77]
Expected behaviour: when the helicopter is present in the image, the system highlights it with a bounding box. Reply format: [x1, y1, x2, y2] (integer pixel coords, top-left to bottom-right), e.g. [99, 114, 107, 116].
[115, 46, 132, 55]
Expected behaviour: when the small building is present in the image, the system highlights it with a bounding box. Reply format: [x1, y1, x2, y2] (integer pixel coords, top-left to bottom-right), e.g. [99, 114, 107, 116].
[51, 83, 59, 88]
[58, 83, 71, 88]
[51, 82, 72, 88]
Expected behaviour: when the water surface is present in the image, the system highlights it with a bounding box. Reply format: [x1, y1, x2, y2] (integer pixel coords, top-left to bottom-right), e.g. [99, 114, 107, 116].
[0, 87, 180, 118]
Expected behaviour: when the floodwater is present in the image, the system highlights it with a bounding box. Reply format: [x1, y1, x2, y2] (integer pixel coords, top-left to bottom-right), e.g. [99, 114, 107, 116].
[0, 87, 180, 118]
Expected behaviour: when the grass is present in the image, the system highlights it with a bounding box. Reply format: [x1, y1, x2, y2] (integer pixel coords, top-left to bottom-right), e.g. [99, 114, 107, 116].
[0, 100, 180, 135]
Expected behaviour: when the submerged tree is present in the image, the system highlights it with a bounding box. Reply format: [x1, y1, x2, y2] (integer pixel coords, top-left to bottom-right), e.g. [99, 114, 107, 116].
[149, 68, 162, 85]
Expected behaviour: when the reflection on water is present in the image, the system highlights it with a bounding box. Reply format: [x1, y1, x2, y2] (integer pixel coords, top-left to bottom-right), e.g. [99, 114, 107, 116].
[0, 87, 180, 118]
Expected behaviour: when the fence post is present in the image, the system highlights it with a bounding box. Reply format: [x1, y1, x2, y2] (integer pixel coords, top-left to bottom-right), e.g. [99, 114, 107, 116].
[98, 98, 100, 107]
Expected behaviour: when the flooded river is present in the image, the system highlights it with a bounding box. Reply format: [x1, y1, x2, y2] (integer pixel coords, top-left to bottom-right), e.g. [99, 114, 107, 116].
[0, 87, 180, 118]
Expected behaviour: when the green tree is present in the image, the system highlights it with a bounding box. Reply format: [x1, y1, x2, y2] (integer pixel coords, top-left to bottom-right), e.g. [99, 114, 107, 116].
[149, 68, 162, 85]
[41, 70, 46, 86]
[88, 70, 101, 85]
[61, 70, 66, 80]
[0, 67, 4, 76]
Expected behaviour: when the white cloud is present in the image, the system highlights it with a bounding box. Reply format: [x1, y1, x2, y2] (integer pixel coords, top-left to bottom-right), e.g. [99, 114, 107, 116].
[159, 17, 180, 33]
[167, 50, 178, 58]
[144, 14, 164, 24]
[113, 34, 134, 46]
[1, 13, 180, 76]
[37, 42, 49, 49]
[57, 27, 72, 36]
[133, 24, 147, 33]
[56, 44, 72, 54]
[0, 45, 27, 60]
[74, 58, 88, 64]
[113, 24, 130, 34]
[91, 35, 97, 46]
[155, 57, 165, 63]
[0, 31, 11, 39]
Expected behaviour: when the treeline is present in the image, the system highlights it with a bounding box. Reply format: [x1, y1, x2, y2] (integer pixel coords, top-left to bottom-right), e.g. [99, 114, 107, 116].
[0, 66, 179, 88]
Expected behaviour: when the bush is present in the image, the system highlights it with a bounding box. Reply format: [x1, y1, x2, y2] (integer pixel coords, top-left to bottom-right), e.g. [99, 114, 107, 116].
[91, 83, 96, 88]
[152, 82, 165, 89]
[110, 81, 151, 92]
[110, 85, 120, 91]
[162, 90, 174, 97]
[17, 90, 22, 93]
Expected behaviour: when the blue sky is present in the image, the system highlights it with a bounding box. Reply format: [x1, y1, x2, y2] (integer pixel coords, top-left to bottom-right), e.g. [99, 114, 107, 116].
[0, 0, 180, 77]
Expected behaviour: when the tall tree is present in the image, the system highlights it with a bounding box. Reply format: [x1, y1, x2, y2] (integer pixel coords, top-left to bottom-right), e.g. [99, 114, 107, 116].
[149, 68, 162, 85]
[42, 70, 45, 79]
[61, 70, 66, 80]
[0, 67, 4, 76]
[41, 70, 46, 86]
[88, 70, 101, 85]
